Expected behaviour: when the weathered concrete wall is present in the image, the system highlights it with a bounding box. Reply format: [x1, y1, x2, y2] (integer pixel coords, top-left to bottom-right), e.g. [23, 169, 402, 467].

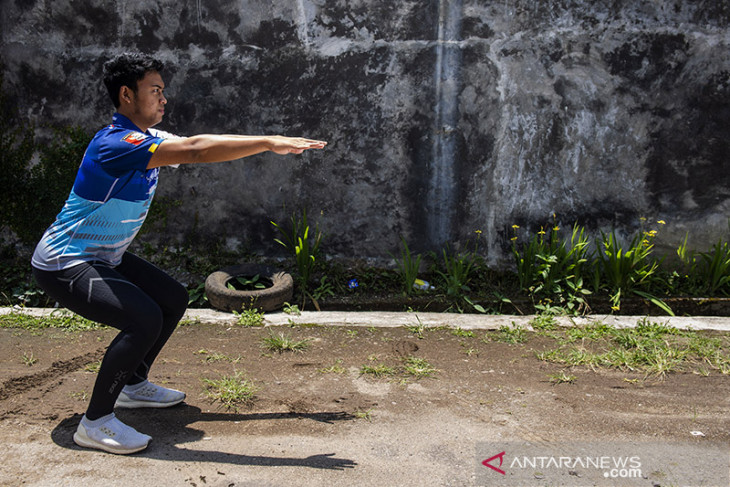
[2, 0, 729, 265]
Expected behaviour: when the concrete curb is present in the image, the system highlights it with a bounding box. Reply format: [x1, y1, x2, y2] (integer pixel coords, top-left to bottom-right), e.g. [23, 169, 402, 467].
[4, 307, 730, 332]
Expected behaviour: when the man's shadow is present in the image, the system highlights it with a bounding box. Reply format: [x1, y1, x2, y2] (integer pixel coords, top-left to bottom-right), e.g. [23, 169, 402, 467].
[51, 404, 357, 470]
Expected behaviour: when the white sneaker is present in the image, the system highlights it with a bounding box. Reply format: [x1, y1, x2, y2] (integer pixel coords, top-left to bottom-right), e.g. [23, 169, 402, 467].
[73, 413, 151, 455]
[115, 380, 186, 409]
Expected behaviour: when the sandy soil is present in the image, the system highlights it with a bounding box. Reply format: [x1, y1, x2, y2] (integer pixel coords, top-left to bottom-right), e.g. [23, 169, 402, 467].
[0, 317, 728, 486]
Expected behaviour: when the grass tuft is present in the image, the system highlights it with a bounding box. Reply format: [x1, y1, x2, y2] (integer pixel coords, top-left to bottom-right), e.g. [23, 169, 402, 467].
[202, 372, 259, 411]
[403, 356, 437, 378]
[261, 331, 310, 353]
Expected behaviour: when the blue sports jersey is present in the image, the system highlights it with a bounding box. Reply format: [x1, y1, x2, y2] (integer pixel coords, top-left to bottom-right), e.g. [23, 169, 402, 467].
[32, 113, 165, 271]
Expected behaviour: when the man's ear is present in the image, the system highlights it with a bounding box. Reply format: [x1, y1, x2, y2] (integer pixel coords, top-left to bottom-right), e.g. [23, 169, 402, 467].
[119, 85, 134, 105]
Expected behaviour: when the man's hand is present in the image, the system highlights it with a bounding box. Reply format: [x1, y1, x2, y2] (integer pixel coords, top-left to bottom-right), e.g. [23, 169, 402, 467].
[268, 136, 327, 155]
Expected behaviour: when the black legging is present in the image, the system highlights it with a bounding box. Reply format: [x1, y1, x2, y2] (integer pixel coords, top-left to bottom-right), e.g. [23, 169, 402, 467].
[32, 252, 188, 420]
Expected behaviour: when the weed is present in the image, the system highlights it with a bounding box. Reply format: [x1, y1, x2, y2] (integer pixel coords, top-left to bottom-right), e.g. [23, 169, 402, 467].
[406, 315, 426, 338]
[227, 274, 269, 291]
[233, 305, 265, 327]
[354, 408, 373, 421]
[392, 237, 422, 295]
[84, 361, 101, 373]
[312, 276, 335, 304]
[360, 363, 396, 378]
[433, 244, 478, 302]
[0, 312, 104, 331]
[548, 371, 576, 384]
[403, 356, 437, 378]
[461, 345, 479, 356]
[283, 302, 301, 315]
[538, 319, 730, 377]
[511, 219, 591, 314]
[595, 226, 672, 315]
[21, 351, 37, 366]
[202, 372, 258, 411]
[529, 312, 559, 332]
[487, 324, 527, 344]
[187, 282, 207, 307]
[261, 331, 310, 353]
[70, 390, 89, 401]
[204, 352, 241, 364]
[451, 327, 474, 338]
[319, 359, 346, 374]
[271, 208, 323, 307]
[698, 240, 730, 295]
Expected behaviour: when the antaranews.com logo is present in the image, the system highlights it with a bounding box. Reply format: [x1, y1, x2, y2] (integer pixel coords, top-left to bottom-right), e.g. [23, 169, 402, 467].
[476, 442, 729, 486]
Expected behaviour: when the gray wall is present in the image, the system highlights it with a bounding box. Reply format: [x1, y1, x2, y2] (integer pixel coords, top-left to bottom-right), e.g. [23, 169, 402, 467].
[2, 1, 729, 265]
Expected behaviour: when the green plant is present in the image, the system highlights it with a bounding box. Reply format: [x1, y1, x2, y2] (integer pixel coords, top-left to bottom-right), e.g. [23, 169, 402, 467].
[311, 275, 335, 306]
[354, 408, 373, 421]
[84, 361, 102, 373]
[595, 226, 672, 315]
[227, 274, 269, 291]
[451, 327, 474, 338]
[405, 315, 426, 338]
[283, 302, 301, 315]
[392, 237, 422, 295]
[403, 356, 437, 378]
[697, 240, 730, 296]
[21, 351, 37, 367]
[529, 312, 559, 332]
[202, 372, 258, 411]
[187, 282, 208, 307]
[537, 319, 730, 377]
[360, 363, 396, 378]
[511, 220, 591, 314]
[0, 311, 103, 331]
[271, 209, 323, 308]
[548, 371, 576, 384]
[487, 324, 527, 344]
[233, 305, 265, 327]
[319, 359, 346, 374]
[261, 331, 310, 352]
[199, 351, 242, 363]
[433, 244, 478, 304]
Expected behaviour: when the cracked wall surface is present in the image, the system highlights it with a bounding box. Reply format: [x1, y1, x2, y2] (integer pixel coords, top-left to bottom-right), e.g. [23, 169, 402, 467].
[1, 1, 729, 264]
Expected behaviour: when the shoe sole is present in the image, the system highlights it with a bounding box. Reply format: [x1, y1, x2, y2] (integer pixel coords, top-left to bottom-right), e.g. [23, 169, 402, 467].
[73, 430, 149, 455]
[115, 396, 185, 409]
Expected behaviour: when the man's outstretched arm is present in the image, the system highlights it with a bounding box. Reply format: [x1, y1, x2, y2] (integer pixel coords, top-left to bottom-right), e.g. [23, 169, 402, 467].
[147, 134, 327, 169]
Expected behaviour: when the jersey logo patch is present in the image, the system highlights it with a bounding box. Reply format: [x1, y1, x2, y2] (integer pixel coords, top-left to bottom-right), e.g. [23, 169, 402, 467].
[121, 132, 148, 146]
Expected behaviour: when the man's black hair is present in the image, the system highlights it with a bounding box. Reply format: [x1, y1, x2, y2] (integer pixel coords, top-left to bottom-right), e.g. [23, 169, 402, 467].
[103, 52, 164, 108]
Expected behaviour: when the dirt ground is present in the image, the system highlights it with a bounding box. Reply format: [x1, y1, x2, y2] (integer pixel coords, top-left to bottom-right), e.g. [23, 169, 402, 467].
[0, 313, 729, 486]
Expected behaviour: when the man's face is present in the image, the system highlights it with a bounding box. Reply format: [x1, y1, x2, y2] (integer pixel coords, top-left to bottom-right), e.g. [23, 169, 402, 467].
[127, 71, 167, 130]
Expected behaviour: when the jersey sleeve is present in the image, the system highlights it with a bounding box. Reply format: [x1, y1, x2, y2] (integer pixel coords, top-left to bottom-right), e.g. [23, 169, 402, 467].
[96, 128, 164, 177]
[149, 128, 182, 168]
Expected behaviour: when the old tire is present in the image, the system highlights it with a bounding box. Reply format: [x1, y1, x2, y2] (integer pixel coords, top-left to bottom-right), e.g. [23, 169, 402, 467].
[205, 264, 293, 312]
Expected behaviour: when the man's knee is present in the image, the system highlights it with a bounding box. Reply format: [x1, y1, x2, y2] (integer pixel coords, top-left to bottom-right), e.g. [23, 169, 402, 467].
[128, 304, 165, 344]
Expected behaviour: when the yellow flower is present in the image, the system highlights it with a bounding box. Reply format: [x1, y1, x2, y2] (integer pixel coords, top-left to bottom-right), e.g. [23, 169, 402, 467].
[512, 225, 520, 229]
[475, 229, 482, 235]
[611, 305, 620, 311]
[553, 226, 560, 232]
[657, 220, 666, 225]
[511, 236, 518, 241]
